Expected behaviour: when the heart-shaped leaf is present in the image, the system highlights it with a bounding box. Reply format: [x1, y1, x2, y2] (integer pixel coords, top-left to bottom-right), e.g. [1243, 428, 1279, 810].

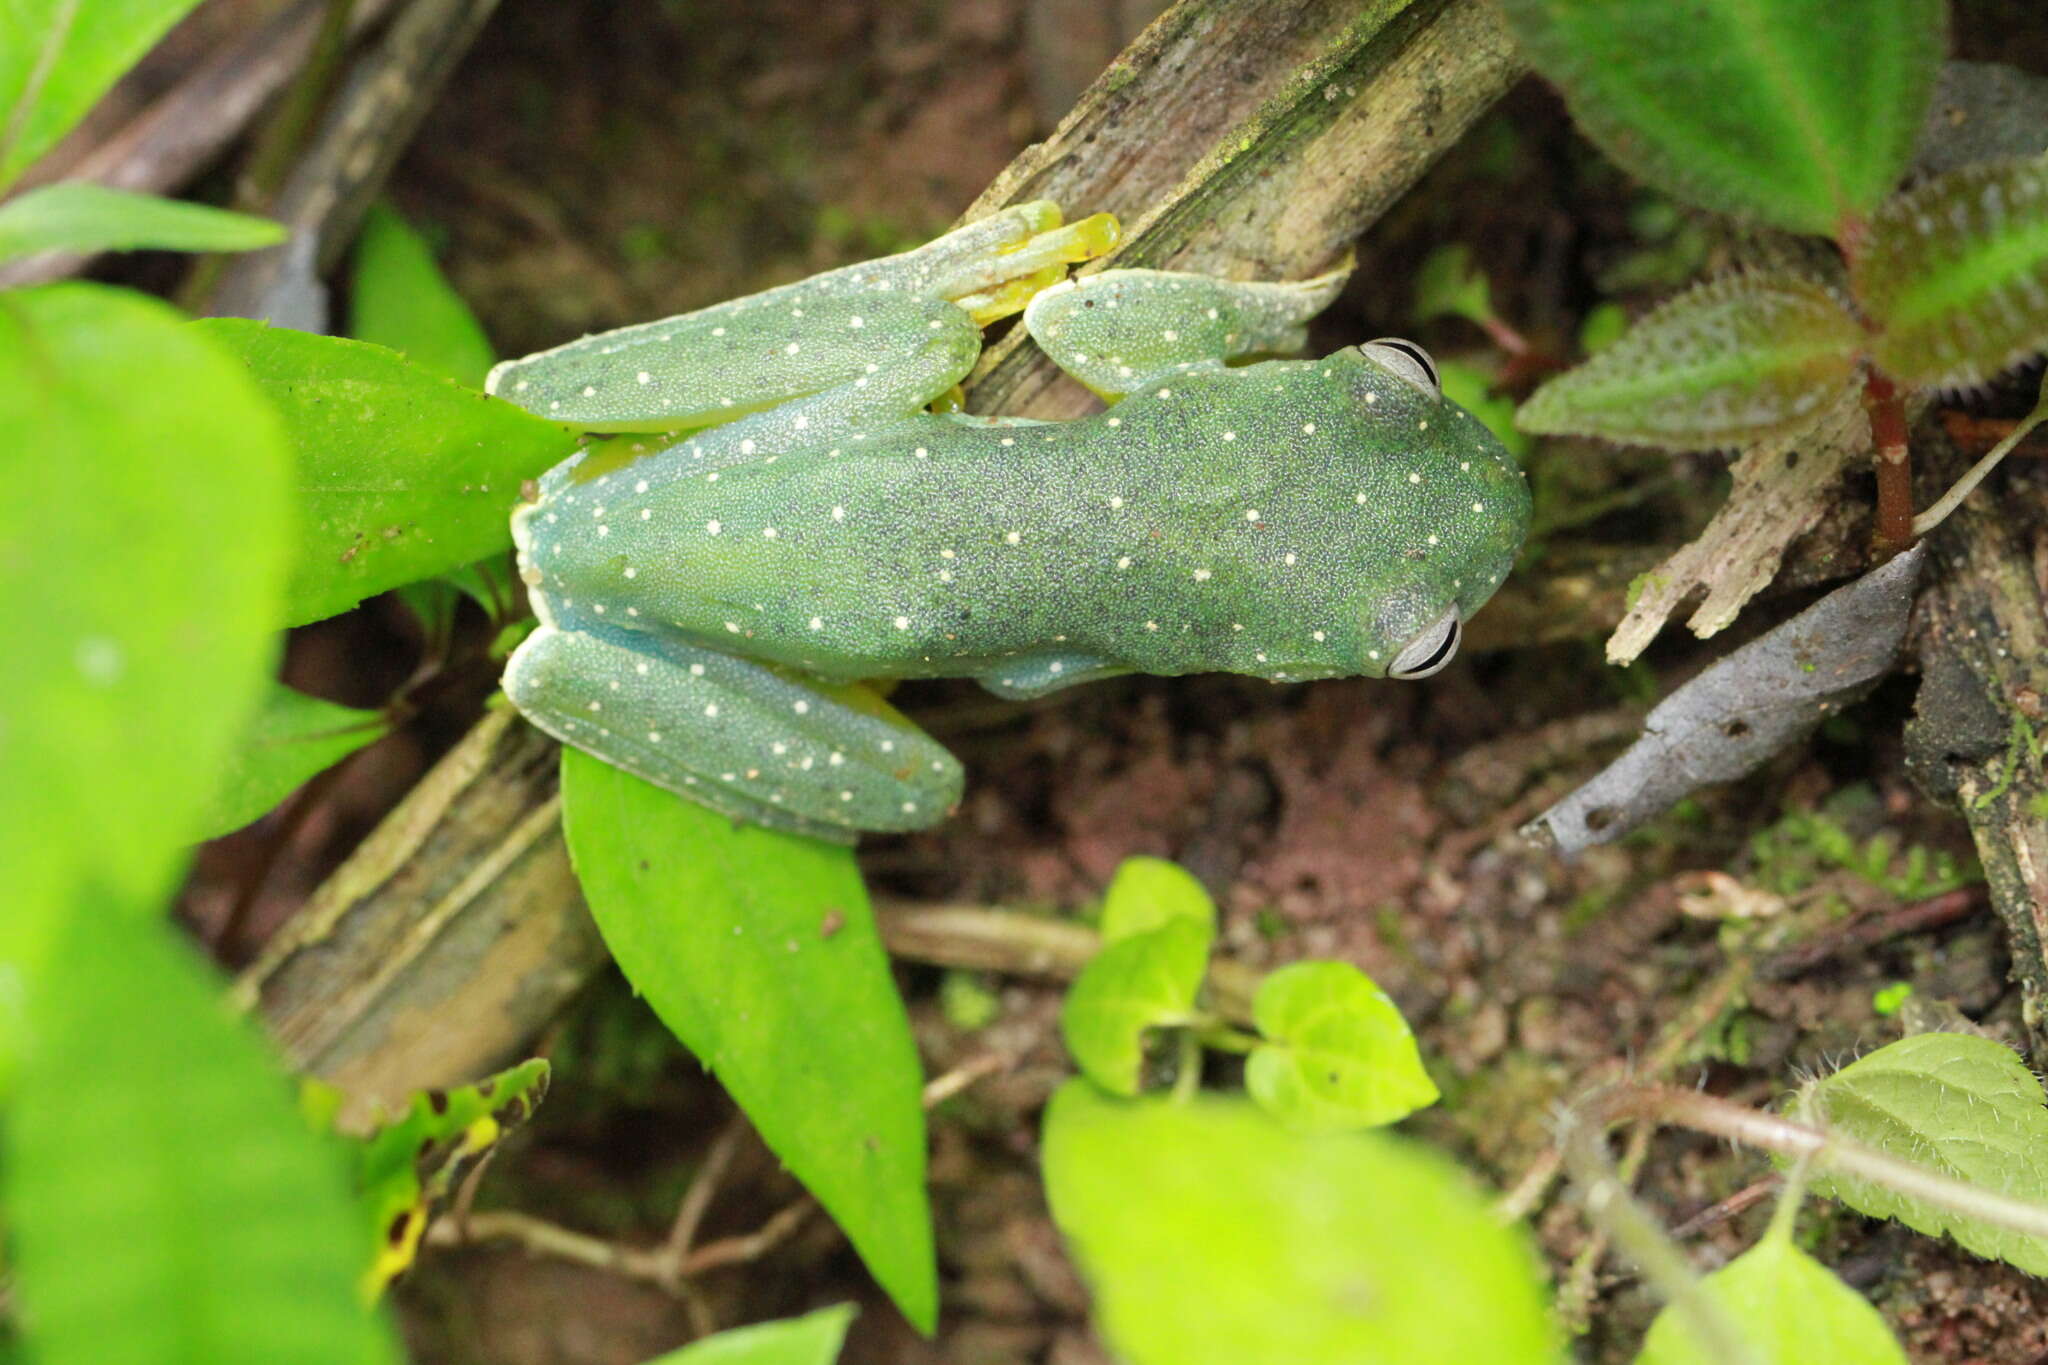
[1246, 961, 1439, 1133]
[1634, 1235, 1906, 1365]
[1060, 919, 1212, 1097]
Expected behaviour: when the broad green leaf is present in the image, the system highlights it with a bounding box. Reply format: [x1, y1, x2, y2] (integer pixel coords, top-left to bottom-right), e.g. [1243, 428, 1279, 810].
[0, 283, 290, 1064]
[560, 752, 935, 1331]
[1059, 920, 1211, 1097]
[0, 0, 205, 188]
[1439, 360, 1530, 461]
[197, 682, 387, 840]
[1246, 961, 1439, 1133]
[1042, 1084, 1559, 1365]
[1495, 0, 1944, 235]
[0, 182, 284, 262]
[1802, 1031, 2048, 1275]
[1517, 273, 1863, 450]
[1099, 855, 1216, 944]
[1856, 154, 2048, 389]
[1635, 1236, 1906, 1365]
[353, 1058, 549, 1300]
[7, 902, 398, 1364]
[191, 319, 581, 626]
[639, 1304, 855, 1365]
[349, 202, 494, 389]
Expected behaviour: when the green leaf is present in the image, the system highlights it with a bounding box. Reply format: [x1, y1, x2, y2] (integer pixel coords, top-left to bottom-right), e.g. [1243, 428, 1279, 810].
[0, 0, 206, 189]
[197, 682, 387, 839]
[0, 182, 285, 263]
[1801, 1031, 2048, 1275]
[191, 319, 581, 626]
[1413, 244, 1496, 328]
[6, 902, 399, 1365]
[638, 1304, 856, 1365]
[1059, 920, 1212, 1097]
[0, 283, 290, 1064]
[349, 202, 494, 389]
[1495, 0, 1944, 235]
[1245, 961, 1439, 1132]
[1099, 855, 1216, 944]
[1856, 154, 2048, 389]
[1517, 273, 1863, 450]
[1042, 1084, 1560, 1365]
[559, 751, 935, 1331]
[353, 1058, 550, 1299]
[1635, 1236, 1906, 1365]
[1439, 360, 1530, 461]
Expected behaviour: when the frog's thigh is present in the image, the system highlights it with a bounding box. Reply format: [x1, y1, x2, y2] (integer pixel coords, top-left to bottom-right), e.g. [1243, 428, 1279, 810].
[1021, 265, 1350, 396]
[977, 652, 1127, 701]
[506, 625, 963, 840]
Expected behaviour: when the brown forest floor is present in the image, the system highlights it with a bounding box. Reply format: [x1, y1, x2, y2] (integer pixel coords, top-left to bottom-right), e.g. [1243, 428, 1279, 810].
[182, 1, 2048, 1361]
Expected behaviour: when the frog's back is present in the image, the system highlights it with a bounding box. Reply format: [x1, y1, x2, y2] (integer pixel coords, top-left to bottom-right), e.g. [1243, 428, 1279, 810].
[532, 352, 1526, 685]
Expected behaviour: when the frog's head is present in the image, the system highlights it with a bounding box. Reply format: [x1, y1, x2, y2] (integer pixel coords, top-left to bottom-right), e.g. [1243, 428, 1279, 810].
[1333, 338, 1530, 680]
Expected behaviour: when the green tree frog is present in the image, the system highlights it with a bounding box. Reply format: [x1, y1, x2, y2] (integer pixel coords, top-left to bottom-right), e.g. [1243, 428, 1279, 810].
[488, 201, 1528, 843]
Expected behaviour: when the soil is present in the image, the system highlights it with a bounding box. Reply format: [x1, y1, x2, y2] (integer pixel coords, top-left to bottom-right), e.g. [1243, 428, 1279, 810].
[177, 1, 2048, 1361]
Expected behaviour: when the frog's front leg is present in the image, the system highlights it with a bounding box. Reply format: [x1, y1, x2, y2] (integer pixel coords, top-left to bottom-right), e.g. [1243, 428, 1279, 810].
[976, 651, 1129, 700]
[1021, 263, 1350, 398]
[506, 622, 962, 843]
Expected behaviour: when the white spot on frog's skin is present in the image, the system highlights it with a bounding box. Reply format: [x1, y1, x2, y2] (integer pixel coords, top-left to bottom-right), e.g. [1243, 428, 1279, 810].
[841, 791, 854, 801]
[938, 569, 954, 582]
[725, 621, 741, 633]
[597, 525, 609, 537]
[1256, 652, 1268, 662]
[915, 447, 928, 459]
[850, 316, 864, 328]
[712, 326, 726, 336]
[894, 616, 911, 630]
[1156, 388, 1172, 399]
[1365, 392, 1378, 404]
[706, 520, 722, 534]
[901, 801, 918, 814]
[880, 740, 895, 753]
[1244, 509, 1259, 521]
[939, 548, 956, 559]
[704, 703, 719, 717]
[514, 380, 529, 392]
[688, 663, 706, 677]
[1460, 461, 1472, 471]
[636, 661, 650, 675]
[1355, 493, 1368, 504]
[587, 701, 602, 712]
[641, 509, 652, 520]
[1473, 501, 1486, 513]
[635, 480, 649, 493]
[1284, 553, 1298, 565]
[649, 731, 662, 742]
[829, 752, 845, 766]
[1193, 569, 1212, 581]
[1001, 437, 1014, 447]
[1005, 531, 1022, 545]
[1106, 417, 1121, 427]
[1409, 472, 1422, 484]
[1428, 534, 1440, 546]
[786, 343, 800, 355]
[794, 415, 808, 430]
[763, 526, 778, 539]
[1145, 621, 1159, 631]
[1313, 630, 1327, 642]
[637, 372, 651, 384]
[740, 439, 756, 455]
[550, 401, 561, 410]
[1163, 330, 1178, 341]
[1109, 496, 1124, 509]
[1116, 556, 1132, 569]
[794, 700, 811, 714]
[809, 617, 824, 630]
[1049, 661, 1064, 673]
[1206, 308, 1219, 319]
[1223, 431, 1236, 441]
[623, 566, 637, 578]
[582, 386, 596, 397]
[1303, 422, 1317, 434]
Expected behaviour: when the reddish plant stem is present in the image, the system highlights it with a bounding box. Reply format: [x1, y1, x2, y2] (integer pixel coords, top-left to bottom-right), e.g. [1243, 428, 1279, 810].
[1864, 369, 1915, 554]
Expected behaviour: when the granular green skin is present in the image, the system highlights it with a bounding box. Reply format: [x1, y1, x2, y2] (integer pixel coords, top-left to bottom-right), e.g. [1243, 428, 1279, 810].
[493, 203, 1529, 839]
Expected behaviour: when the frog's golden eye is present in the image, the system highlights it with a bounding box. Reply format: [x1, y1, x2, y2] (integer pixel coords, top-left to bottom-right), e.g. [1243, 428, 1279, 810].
[1359, 338, 1441, 399]
[1388, 608, 1460, 679]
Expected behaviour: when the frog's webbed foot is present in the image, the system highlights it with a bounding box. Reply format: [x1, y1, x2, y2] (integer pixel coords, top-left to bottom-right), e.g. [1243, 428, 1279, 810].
[976, 652, 1128, 701]
[1021, 263, 1351, 397]
[487, 202, 1118, 433]
[506, 622, 963, 842]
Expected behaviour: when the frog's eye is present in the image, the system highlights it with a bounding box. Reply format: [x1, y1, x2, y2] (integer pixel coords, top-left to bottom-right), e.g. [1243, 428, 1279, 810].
[1359, 338, 1440, 399]
[1388, 608, 1460, 679]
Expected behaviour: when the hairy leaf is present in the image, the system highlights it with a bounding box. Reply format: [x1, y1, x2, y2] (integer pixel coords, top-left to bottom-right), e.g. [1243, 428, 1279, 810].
[1517, 273, 1863, 450]
[1635, 1236, 1906, 1365]
[1060, 920, 1211, 1097]
[0, 284, 289, 1066]
[8, 904, 398, 1364]
[1099, 855, 1216, 945]
[1246, 961, 1439, 1133]
[560, 752, 935, 1331]
[639, 1305, 855, 1365]
[197, 683, 387, 839]
[1042, 1084, 1559, 1365]
[1496, 0, 1944, 235]
[0, 183, 284, 263]
[1803, 1031, 2048, 1275]
[0, 0, 205, 187]
[350, 203, 494, 389]
[192, 320, 580, 625]
[1857, 154, 2048, 389]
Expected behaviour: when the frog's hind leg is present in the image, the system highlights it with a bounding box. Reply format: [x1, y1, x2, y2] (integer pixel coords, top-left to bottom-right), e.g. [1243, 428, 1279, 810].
[1021, 264, 1351, 398]
[976, 652, 1129, 701]
[505, 622, 963, 842]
